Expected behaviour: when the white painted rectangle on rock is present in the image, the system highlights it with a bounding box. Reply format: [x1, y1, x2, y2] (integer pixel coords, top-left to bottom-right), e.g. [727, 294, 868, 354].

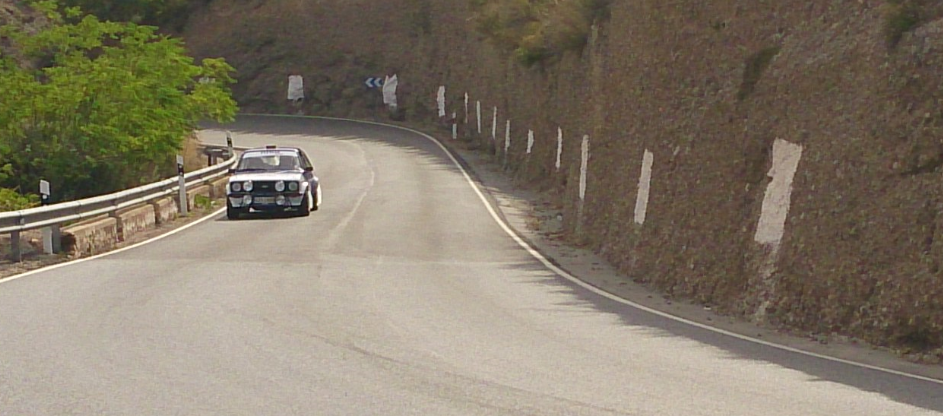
[464, 93, 469, 124]
[287, 75, 304, 100]
[527, 130, 534, 154]
[579, 135, 590, 201]
[437, 86, 446, 117]
[556, 128, 563, 171]
[754, 139, 804, 246]
[634, 150, 654, 225]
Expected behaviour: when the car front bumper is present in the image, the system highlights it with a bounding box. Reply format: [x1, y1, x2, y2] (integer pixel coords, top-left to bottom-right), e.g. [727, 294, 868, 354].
[228, 193, 305, 211]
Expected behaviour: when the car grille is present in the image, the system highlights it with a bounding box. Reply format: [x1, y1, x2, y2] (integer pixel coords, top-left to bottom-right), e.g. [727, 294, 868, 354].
[250, 181, 277, 193]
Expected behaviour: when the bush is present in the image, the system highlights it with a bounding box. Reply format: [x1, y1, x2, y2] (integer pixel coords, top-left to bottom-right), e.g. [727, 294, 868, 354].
[883, 0, 923, 48]
[0, 188, 39, 211]
[470, 0, 611, 67]
[56, 0, 209, 29]
[737, 46, 781, 100]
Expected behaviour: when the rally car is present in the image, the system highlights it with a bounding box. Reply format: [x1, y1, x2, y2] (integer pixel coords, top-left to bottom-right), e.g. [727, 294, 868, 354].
[226, 145, 321, 220]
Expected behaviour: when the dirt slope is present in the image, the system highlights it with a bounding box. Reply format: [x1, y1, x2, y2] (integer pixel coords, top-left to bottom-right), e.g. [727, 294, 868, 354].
[182, 0, 943, 361]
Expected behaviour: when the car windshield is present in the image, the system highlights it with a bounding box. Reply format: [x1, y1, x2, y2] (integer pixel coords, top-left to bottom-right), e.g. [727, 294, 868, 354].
[235, 151, 301, 172]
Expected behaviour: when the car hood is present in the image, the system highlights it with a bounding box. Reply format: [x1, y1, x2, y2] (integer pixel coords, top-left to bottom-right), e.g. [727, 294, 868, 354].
[228, 171, 305, 183]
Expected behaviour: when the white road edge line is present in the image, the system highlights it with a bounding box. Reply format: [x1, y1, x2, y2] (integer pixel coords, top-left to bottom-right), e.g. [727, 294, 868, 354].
[242, 113, 943, 385]
[0, 207, 226, 284]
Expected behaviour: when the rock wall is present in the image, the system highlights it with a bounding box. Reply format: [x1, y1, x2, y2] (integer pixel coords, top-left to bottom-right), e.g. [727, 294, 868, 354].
[184, 0, 943, 356]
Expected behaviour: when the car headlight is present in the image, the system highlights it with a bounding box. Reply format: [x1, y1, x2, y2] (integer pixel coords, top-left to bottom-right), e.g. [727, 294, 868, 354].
[275, 180, 286, 192]
[242, 195, 253, 205]
[276, 195, 287, 206]
[243, 181, 253, 192]
[231, 182, 242, 192]
[288, 181, 299, 192]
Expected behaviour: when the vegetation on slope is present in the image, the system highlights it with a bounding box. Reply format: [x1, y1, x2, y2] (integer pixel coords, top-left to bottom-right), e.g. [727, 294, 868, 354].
[469, 0, 611, 66]
[58, 0, 208, 29]
[0, 0, 236, 206]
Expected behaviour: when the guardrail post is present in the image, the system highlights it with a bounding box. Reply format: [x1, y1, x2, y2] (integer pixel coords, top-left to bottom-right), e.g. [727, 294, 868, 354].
[42, 225, 61, 254]
[10, 231, 21, 262]
[177, 155, 188, 217]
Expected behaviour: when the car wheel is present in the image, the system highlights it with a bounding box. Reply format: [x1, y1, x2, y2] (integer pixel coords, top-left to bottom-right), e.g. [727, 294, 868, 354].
[227, 204, 240, 220]
[298, 191, 311, 217]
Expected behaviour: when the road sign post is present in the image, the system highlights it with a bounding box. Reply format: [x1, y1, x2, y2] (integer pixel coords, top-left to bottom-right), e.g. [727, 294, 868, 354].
[177, 155, 188, 217]
[39, 180, 60, 254]
[226, 131, 234, 159]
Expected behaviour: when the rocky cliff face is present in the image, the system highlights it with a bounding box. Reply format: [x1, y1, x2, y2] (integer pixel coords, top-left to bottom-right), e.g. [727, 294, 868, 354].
[183, 0, 943, 359]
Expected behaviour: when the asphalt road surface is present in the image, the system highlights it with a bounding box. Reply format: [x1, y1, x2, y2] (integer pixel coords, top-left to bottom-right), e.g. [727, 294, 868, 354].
[1, 115, 941, 415]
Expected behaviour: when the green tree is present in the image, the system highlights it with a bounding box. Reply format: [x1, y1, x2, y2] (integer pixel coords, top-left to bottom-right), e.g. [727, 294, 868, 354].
[0, 2, 237, 203]
[57, 0, 201, 28]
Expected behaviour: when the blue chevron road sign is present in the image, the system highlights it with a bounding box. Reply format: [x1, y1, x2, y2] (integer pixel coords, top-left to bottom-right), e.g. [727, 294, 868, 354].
[364, 77, 384, 88]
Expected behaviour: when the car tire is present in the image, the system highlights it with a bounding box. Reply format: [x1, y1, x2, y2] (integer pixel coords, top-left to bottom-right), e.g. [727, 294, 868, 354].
[312, 185, 320, 211]
[227, 204, 240, 220]
[298, 192, 311, 217]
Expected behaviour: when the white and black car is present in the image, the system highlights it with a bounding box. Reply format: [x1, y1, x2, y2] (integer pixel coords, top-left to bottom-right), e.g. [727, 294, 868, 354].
[226, 146, 321, 220]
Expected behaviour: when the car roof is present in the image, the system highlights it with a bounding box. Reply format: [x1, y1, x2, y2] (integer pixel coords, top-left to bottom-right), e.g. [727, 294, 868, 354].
[242, 147, 304, 157]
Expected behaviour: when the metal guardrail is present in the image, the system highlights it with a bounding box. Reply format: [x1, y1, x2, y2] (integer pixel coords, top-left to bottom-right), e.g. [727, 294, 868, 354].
[0, 147, 237, 235]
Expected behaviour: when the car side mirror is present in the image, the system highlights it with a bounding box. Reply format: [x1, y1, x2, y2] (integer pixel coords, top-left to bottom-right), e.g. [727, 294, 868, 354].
[227, 168, 235, 174]
[304, 166, 314, 172]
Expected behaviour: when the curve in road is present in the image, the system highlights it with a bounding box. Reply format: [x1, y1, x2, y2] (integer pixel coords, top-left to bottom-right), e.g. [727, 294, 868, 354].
[0, 115, 941, 415]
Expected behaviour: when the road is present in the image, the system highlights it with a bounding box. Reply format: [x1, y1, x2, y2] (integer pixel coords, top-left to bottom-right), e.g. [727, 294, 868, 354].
[0, 115, 941, 415]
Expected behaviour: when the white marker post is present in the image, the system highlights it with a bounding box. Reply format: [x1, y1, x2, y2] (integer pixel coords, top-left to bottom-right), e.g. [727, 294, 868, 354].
[579, 135, 590, 201]
[504, 119, 511, 166]
[526, 130, 535, 154]
[634, 150, 654, 225]
[476, 101, 482, 135]
[452, 112, 457, 140]
[556, 128, 563, 171]
[492, 107, 498, 141]
[464, 93, 469, 124]
[177, 154, 188, 217]
[575, 135, 591, 236]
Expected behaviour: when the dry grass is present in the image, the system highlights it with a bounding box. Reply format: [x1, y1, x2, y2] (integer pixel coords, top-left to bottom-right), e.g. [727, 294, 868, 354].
[181, 133, 209, 172]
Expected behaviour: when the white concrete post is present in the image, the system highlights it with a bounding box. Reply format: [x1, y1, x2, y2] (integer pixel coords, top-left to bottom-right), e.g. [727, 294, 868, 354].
[579, 135, 590, 201]
[504, 119, 511, 166]
[492, 107, 497, 141]
[476, 101, 482, 135]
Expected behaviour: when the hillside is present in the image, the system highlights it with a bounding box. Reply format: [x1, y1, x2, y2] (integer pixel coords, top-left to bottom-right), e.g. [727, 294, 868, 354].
[180, 0, 943, 361]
